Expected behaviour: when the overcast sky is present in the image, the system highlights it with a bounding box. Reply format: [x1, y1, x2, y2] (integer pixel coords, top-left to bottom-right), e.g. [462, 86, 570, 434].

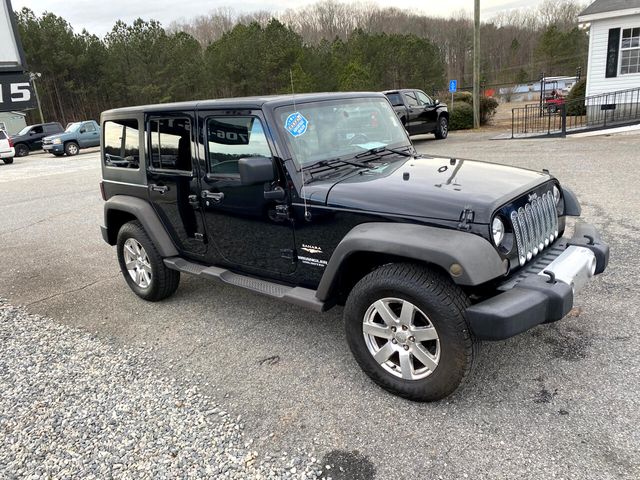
[11, 0, 547, 36]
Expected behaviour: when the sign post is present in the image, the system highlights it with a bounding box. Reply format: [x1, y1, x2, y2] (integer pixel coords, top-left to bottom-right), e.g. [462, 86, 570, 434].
[449, 79, 457, 111]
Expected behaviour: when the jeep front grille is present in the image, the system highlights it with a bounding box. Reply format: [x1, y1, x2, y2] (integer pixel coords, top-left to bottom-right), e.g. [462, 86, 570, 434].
[510, 191, 558, 266]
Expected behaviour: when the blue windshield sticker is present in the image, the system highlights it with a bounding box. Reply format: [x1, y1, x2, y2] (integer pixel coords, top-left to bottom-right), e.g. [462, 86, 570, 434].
[285, 112, 308, 137]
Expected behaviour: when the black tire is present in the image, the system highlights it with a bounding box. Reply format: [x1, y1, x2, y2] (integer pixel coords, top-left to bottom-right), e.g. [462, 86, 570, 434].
[14, 144, 29, 157]
[65, 141, 79, 156]
[435, 116, 449, 139]
[2, 157, 14, 164]
[116, 221, 180, 301]
[344, 263, 477, 402]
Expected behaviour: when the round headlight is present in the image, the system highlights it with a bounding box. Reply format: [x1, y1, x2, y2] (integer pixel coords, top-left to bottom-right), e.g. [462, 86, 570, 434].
[492, 217, 505, 246]
[553, 185, 561, 205]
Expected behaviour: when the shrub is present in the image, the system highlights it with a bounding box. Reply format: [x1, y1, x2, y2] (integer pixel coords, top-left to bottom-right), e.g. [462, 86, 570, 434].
[453, 91, 473, 104]
[566, 78, 587, 116]
[480, 96, 499, 124]
[448, 95, 498, 129]
[449, 102, 474, 130]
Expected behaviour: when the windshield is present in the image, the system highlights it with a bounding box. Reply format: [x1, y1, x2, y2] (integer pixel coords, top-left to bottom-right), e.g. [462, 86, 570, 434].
[275, 97, 410, 169]
[17, 126, 31, 136]
[65, 122, 81, 132]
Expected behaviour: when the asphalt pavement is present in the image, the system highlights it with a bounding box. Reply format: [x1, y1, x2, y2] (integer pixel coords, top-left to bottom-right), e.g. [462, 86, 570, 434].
[0, 132, 638, 479]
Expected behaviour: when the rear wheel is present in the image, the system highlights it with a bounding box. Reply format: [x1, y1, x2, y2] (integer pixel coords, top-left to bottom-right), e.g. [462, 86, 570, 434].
[344, 263, 476, 402]
[65, 142, 79, 156]
[2, 157, 13, 164]
[116, 221, 180, 301]
[435, 116, 449, 139]
[14, 144, 29, 157]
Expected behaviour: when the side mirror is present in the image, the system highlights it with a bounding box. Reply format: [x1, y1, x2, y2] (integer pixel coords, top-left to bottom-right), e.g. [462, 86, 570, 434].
[434, 100, 441, 106]
[29, 130, 35, 135]
[80, 128, 86, 134]
[238, 156, 274, 186]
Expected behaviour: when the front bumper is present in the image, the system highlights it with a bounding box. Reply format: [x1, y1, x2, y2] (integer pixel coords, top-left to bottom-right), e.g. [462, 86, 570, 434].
[466, 222, 609, 341]
[43, 144, 64, 153]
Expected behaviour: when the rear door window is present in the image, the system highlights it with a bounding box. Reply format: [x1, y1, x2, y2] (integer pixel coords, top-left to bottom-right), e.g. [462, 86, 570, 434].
[0, 130, 6, 140]
[103, 119, 140, 169]
[149, 118, 192, 172]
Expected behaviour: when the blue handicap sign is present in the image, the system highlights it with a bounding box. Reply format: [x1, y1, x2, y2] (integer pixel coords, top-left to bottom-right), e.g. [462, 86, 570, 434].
[284, 112, 308, 137]
[449, 79, 457, 93]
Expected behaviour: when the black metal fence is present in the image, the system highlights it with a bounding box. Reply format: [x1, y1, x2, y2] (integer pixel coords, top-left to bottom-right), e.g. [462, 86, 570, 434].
[511, 86, 640, 138]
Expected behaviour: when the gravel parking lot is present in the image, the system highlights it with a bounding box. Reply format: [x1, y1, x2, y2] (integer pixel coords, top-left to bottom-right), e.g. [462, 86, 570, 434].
[0, 132, 638, 479]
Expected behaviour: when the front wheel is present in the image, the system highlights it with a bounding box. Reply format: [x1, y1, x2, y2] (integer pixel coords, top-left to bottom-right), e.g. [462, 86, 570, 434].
[435, 116, 449, 139]
[2, 157, 14, 164]
[344, 263, 477, 402]
[65, 142, 79, 156]
[116, 221, 180, 301]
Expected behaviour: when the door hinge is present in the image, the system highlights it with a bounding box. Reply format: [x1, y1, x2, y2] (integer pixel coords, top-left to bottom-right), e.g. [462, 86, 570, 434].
[275, 205, 290, 220]
[280, 248, 296, 261]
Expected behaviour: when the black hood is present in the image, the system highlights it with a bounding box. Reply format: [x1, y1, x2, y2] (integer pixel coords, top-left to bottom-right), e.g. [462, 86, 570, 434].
[303, 156, 553, 224]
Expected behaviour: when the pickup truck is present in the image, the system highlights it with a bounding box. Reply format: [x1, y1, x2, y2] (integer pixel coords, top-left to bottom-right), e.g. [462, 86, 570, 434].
[43, 120, 101, 156]
[383, 89, 449, 139]
[10, 122, 64, 157]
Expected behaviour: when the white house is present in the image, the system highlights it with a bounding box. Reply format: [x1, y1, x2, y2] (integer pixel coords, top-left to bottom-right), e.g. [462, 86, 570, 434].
[579, 0, 640, 97]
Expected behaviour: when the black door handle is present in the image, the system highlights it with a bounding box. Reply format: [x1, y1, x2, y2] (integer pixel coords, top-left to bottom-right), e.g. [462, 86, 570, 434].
[150, 184, 169, 194]
[202, 190, 224, 202]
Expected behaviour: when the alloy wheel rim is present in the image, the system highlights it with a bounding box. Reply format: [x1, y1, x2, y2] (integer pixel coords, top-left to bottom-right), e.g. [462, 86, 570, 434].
[362, 297, 440, 380]
[123, 238, 152, 288]
[68, 144, 78, 154]
[441, 118, 448, 135]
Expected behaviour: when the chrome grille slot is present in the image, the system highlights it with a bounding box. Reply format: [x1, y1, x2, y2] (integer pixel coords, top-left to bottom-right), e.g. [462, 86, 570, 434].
[510, 190, 559, 267]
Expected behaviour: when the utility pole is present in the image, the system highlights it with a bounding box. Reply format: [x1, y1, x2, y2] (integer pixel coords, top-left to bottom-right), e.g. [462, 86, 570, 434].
[29, 72, 44, 123]
[473, 0, 480, 129]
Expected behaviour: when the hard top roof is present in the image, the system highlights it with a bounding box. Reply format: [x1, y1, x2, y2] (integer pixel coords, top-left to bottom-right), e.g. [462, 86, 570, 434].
[102, 92, 386, 116]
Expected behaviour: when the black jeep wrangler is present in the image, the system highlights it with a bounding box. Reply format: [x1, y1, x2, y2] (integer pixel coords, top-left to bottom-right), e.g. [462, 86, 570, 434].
[99, 92, 609, 401]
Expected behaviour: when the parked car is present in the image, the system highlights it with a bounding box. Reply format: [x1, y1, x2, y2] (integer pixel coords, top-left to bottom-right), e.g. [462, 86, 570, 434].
[0, 129, 15, 164]
[383, 89, 449, 139]
[10, 122, 64, 157]
[99, 92, 608, 402]
[43, 120, 101, 156]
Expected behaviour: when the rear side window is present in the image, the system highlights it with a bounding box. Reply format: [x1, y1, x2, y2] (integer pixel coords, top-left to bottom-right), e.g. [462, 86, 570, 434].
[0, 131, 6, 140]
[44, 124, 60, 133]
[82, 122, 96, 133]
[104, 119, 140, 169]
[206, 116, 271, 175]
[385, 93, 403, 106]
[149, 118, 192, 171]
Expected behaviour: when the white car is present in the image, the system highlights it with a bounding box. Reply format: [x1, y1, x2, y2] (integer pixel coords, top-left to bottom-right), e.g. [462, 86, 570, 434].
[0, 129, 15, 164]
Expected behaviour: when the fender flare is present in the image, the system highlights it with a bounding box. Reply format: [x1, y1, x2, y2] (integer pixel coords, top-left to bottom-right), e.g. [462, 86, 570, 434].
[561, 186, 581, 216]
[315, 222, 507, 301]
[103, 195, 178, 257]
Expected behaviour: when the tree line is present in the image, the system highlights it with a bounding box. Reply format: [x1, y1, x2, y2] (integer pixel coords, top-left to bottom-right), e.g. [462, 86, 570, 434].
[16, 0, 588, 126]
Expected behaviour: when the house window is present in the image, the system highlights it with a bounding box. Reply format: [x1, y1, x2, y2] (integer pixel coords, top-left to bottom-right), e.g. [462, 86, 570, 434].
[620, 28, 640, 75]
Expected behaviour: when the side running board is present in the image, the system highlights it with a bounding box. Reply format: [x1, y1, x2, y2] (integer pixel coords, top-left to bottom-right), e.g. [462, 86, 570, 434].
[163, 257, 326, 312]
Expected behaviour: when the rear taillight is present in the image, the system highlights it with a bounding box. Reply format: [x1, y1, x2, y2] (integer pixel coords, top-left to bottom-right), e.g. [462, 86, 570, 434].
[8, 137, 14, 147]
[99, 181, 106, 201]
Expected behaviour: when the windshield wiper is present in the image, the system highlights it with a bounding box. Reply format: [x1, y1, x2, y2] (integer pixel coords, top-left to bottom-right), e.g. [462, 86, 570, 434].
[354, 145, 414, 159]
[304, 157, 370, 172]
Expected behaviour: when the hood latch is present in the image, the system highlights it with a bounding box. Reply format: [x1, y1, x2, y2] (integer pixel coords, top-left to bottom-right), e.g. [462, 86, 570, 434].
[458, 208, 475, 231]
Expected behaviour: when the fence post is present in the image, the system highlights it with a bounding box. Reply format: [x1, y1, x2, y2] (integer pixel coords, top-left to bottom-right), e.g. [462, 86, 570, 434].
[561, 103, 567, 137]
[511, 109, 514, 139]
